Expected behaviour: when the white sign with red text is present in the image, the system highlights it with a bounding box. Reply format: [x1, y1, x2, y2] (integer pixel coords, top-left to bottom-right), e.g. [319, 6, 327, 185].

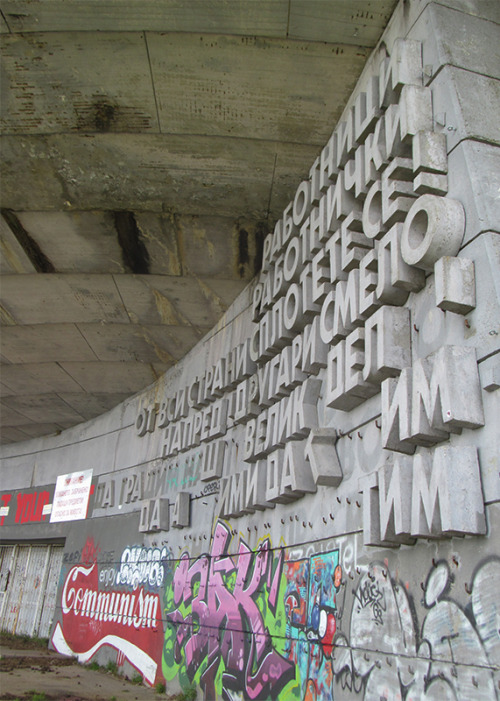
[50, 470, 93, 522]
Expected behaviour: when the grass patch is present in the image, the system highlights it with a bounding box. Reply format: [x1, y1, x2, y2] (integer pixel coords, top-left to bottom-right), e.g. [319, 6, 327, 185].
[0, 631, 49, 649]
[85, 658, 120, 676]
[155, 681, 166, 694]
[106, 660, 118, 675]
[131, 673, 143, 684]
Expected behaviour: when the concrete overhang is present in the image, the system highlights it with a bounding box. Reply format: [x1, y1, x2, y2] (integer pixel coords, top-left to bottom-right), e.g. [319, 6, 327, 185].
[0, 0, 398, 444]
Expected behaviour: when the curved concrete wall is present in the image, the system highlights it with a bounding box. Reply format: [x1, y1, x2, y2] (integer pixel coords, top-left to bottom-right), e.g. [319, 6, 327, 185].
[1, 1, 499, 699]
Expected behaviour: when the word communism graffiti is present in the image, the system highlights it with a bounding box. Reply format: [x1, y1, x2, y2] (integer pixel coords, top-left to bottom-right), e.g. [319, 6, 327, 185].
[51, 538, 166, 686]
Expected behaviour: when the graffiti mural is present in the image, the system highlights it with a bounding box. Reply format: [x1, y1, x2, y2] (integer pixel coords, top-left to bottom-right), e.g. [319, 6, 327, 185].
[116, 544, 168, 589]
[51, 530, 497, 698]
[164, 524, 349, 700]
[165, 533, 499, 701]
[284, 551, 342, 701]
[164, 521, 296, 700]
[333, 558, 500, 701]
[51, 539, 167, 686]
[285, 560, 309, 645]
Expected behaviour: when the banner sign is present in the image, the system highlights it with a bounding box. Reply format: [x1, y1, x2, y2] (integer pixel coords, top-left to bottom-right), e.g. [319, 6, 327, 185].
[50, 470, 93, 523]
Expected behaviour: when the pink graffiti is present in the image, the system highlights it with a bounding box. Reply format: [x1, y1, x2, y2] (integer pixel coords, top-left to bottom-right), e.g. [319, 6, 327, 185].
[81, 536, 101, 564]
[167, 522, 294, 700]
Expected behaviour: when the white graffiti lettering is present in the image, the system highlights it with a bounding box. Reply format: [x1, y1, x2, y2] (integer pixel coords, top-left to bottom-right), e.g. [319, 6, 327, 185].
[62, 564, 158, 629]
[116, 545, 168, 590]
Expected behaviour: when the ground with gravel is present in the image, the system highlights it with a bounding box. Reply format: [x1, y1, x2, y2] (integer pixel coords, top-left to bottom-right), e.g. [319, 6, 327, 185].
[0, 634, 189, 701]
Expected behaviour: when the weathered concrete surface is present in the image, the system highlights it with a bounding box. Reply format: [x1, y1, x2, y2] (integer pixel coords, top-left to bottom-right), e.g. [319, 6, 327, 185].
[413, 2, 500, 80]
[0, 134, 315, 215]
[0, 1, 399, 443]
[0, 2, 499, 700]
[0, 0, 396, 45]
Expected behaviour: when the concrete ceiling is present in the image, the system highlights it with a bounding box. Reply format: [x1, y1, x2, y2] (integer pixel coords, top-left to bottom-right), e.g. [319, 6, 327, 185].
[0, 0, 397, 444]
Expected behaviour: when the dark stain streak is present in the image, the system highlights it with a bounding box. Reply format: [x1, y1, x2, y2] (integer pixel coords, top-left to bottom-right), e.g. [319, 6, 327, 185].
[114, 211, 150, 274]
[238, 228, 249, 263]
[74, 98, 116, 133]
[73, 97, 152, 133]
[254, 221, 267, 276]
[94, 101, 116, 132]
[1, 208, 55, 273]
[237, 228, 249, 279]
[1, 8, 13, 32]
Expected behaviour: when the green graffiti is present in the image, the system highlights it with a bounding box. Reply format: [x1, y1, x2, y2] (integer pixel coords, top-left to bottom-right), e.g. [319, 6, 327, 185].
[162, 522, 300, 700]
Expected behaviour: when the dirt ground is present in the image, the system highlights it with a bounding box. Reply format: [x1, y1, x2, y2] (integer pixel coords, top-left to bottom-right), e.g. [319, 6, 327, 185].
[0, 635, 182, 701]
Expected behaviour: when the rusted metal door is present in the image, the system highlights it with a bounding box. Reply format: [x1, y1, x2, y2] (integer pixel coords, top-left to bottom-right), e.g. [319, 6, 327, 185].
[1, 545, 29, 633]
[0, 544, 63, 638]
[0, 545, 15, 623]
[37, 546, 64, 637]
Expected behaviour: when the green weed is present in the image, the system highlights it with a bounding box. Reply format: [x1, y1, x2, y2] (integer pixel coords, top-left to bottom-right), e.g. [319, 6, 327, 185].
[0, 631, 48, 649]
[106, 660, 118, 675]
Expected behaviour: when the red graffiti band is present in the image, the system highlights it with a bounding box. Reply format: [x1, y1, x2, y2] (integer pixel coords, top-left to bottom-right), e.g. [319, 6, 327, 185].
[51, 562, 164, 686]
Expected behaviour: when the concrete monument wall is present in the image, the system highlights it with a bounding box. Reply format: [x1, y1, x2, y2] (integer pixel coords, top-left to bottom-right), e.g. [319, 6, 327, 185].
[1, 0, 499, 698]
